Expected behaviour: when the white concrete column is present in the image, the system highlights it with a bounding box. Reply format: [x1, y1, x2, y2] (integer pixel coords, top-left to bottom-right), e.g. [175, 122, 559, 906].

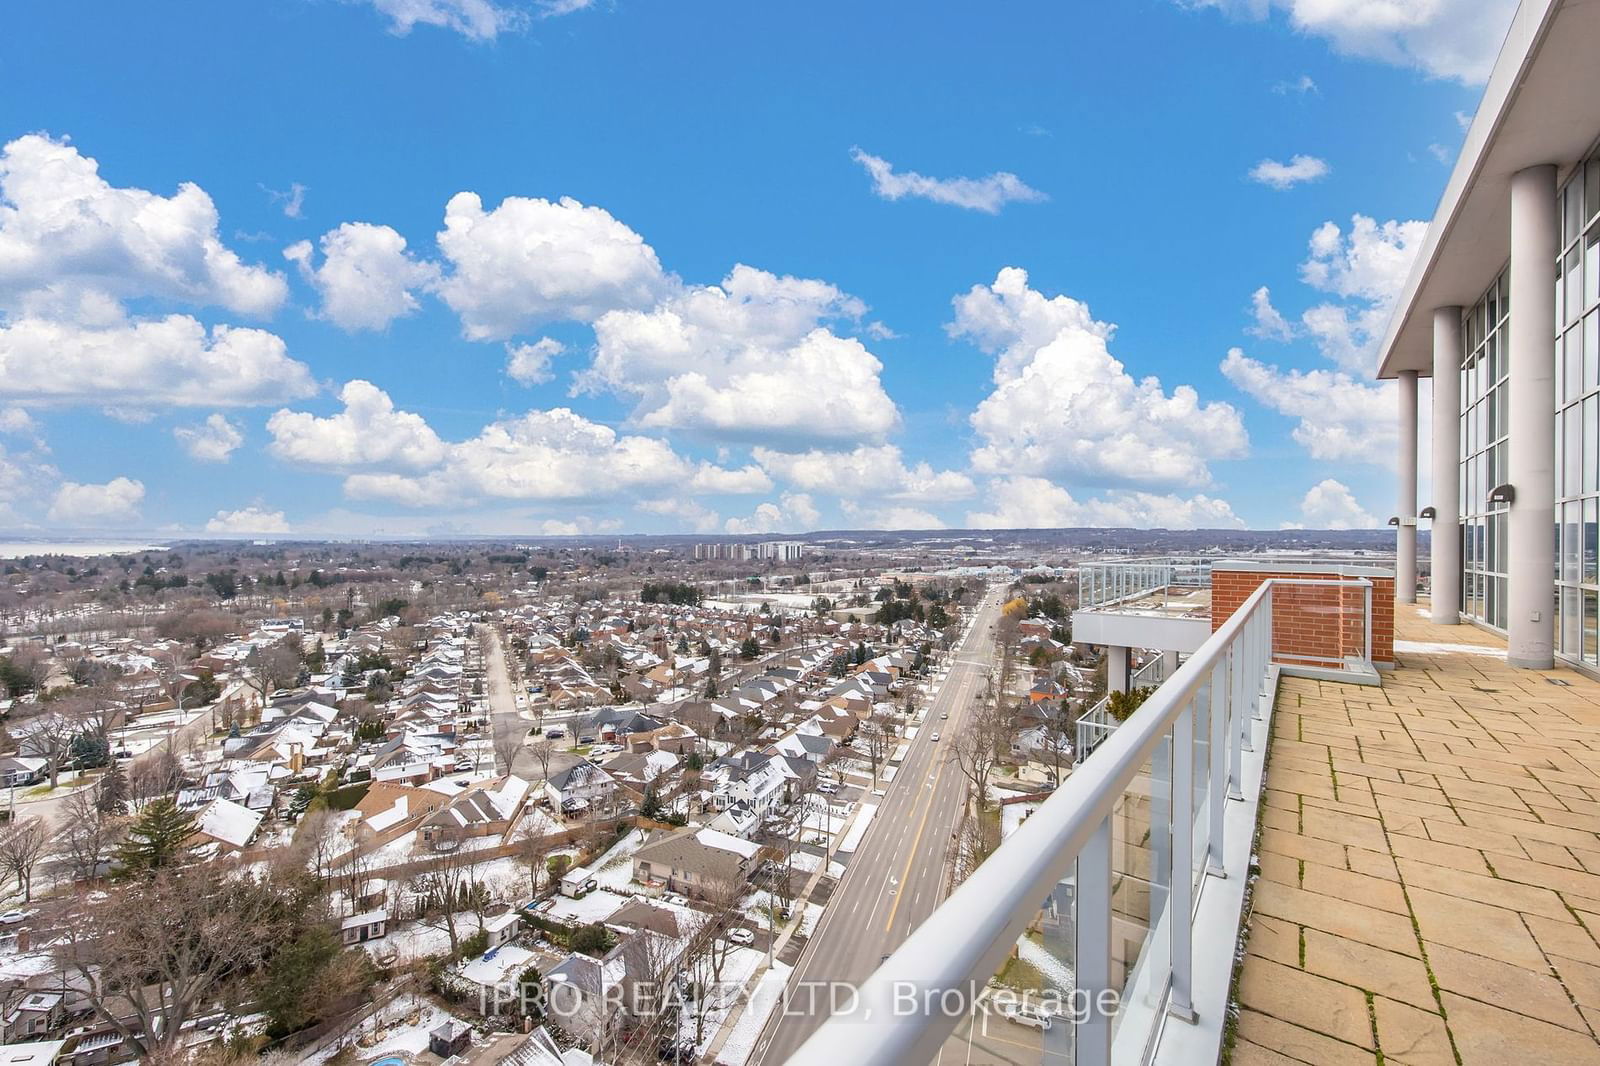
[1508, 164, 1558, 669]
[1432, 306, 1463, 624]
[1106, 645, 1128, 695]
[1397, 369, 1419, 604]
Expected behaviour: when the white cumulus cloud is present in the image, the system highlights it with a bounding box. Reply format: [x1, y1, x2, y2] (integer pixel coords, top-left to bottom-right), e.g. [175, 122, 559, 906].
[753, 444, 972, 503]
[1221, 348, 1396, 463]
[1298, 214, 1427, 370]
[966, 476, 1243, 529]
[505, 337, 565, 386]
[0, 314, 315, 408]
[205, 506, 291, 535]
[48, 477, 144, 525]
[1181, 0, 1518, 84]
[1248, 154, 1330, 190]
[173, 413, 245, 463]
[357, 0, 526, 39]
[849, 148, 1047, 214]
[1289, 478, 1376, 529]
[437, 191, 668, 340]
[267, 380, 447, 472]
[1247, 286, 1296, 341]
[724, 493, 821, 535]
[953, 267, 1247, 487]
[0, 134, 287, 317]
[284, 222, 440, 331]
[586, 265, 898, 444]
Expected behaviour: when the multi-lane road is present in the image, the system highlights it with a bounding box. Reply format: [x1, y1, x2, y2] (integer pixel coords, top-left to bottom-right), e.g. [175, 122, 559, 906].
[752, 586, 1006, 1065]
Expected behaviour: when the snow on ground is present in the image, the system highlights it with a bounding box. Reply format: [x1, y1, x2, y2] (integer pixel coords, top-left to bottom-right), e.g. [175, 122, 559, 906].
[691, 946, 767, 1058]
[714, 960, 793, 1066]
[826, 860, 845, 878]
[1017, 936, 1074, 993]
[591, 827, 645, 890]
[789, 849, 822, 874]
[1002, 801, 1042, 840]
[361, 916, 456, 962]
[797, 901, 825, 938]
[543, 889, 626, 925]
[890, 742, 910, 761]
[835, 803, 877, 854]
[0, 947, 59, 982]
[306, 1000, 462, 1065]
[879, 765, 897, 782]
[904, 726, 919, 740]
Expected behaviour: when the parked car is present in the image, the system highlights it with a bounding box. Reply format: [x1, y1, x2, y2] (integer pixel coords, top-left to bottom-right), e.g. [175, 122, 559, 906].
[727, 928, 754, 945]
[817, 782, 839, 794]
[0, 910, 30, 925]
[999, 1003, 1052, 1030]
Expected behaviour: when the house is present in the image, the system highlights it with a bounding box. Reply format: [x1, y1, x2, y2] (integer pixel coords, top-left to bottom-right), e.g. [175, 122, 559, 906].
[0, 1040, 67, 1066]
[340, 909, 389, 945]
[2, 992, 63, 1043]
[544, 949, 627, 1045]
[632, 826, 760, 898]
[429, 1020, 472, 1057]
[545, 760, 617, 814]
[485, 910, 521, 949]
[0, 757, 46, 788]
[419, 775, 530, 846]
[189, 797, 264, 853]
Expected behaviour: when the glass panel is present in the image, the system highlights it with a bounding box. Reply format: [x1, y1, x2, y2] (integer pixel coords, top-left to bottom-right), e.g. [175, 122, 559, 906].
[1587, 232, 1599, 311]
[1568, 329, 1584, 403]
[1495, 511, 1509, 574]
[1587, 395, 1598, 493]
[1587, 591, 1599, 665]
[1587, 160, 1600, 226]
[1564, 586, 1582, 658]
[1569, 247, 1584, 326]
[1589, 312, 1599, 394]
[1565, 502, 1581, 583]
[1190, 687, 1211, 897]
[1568, 407, 1583, 496]
[1109, 735, 1170, 1053]
[1586, 499, 1598, 584]
[1567, 183, 1583, 245]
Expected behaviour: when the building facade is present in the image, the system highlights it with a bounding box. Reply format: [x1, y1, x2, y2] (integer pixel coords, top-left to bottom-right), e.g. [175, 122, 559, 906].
[1379, 0, 1600, 672]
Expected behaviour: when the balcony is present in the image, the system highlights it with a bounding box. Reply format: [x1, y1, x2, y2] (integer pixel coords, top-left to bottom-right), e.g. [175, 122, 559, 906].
[789, 565, 1408, 1066]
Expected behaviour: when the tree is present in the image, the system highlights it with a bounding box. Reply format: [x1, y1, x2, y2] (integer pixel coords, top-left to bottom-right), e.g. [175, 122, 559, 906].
[1037, 700, 1080, 784]
[21, 706, 85, 788]
[116, 797, 197, 871]
[946, 701, 1006, 811]
[493, 728, 524, 776]
[859, 711, 896, 783]
[529, 738, 557, 782]
[96, 761, 129, 814]
[0, 818, 47, 901]
[739, 636, 760, 660]
[514, 824, 553, 897]
[245, 644, 300, 710]
[60, 788, 123, 883]
[54, 865, 308, 1058]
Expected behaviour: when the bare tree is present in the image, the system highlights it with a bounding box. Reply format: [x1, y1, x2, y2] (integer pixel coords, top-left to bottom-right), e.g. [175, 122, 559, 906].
[0, 818, 48, 901]
[513, 821, 553, 898]
[53, 865, 299, 1059]
[529, 738, 557, 782]
[58, 788, 122, 884]
[858, 711, 897, 783]
[19, 704, 86, 788]
[1037, 700, 1079, 785]
[493, 728, 524, 777]
[244, 644, 300, 712]
[946, 700, 1006, 811]
[415, 822, 475, 958]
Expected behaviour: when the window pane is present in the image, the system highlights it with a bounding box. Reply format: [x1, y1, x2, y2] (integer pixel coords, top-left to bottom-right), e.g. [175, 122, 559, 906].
[1586, 499, 1597, 584]
[1565, 502, 1582, 583]
[1587, 160, 1600, 225]
[1586, 591, 1599, 665]
[1587, 396, 1598, 493]
[1569, 407, 1583, 496]
[1587, 232, 1599, 311]
[1570, 247, 1584, 325]
[1568, 329, 1583, 402]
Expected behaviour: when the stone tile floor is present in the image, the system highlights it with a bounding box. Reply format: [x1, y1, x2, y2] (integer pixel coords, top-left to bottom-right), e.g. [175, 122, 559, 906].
[1232, 603, 1600, 1065]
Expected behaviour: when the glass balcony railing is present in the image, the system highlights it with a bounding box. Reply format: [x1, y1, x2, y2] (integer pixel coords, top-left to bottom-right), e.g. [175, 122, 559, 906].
[789, 574, 1378, 1066]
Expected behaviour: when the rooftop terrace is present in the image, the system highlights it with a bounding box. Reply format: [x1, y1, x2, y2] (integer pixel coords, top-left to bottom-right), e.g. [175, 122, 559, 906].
[1234, 604, 1600, 1066]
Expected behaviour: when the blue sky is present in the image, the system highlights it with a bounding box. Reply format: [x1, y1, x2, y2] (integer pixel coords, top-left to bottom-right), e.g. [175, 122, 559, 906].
[0, 0, 1508, 537]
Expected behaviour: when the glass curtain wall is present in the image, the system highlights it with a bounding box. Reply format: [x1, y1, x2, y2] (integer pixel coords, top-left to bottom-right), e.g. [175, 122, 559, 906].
[1555, 151, 1600, 667]
[1461, 269, 1510, 630]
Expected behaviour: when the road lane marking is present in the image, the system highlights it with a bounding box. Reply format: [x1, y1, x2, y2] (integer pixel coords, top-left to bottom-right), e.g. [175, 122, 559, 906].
[884, 756, 949, 933]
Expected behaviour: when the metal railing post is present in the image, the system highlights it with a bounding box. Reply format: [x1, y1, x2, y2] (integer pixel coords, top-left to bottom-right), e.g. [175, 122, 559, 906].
[1227, 640, 1246, 802]
[1207, 661, 1228, 874]
[1239, 608, 1256, 751]
[1169, 699, 1197, 1022]
[1076, 815, 1114, 1066]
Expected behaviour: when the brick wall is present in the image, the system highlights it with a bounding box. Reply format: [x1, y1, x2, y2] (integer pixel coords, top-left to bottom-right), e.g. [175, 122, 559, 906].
[1211, 567, 1394, 667]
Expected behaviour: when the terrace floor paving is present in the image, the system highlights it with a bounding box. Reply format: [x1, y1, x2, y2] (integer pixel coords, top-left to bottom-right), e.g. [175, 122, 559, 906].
[1234, 601, 1600, 1065]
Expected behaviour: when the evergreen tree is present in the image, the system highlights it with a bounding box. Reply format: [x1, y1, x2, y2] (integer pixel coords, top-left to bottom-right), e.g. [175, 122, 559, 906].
[96, 762, 129, 814]
[739, 636, 760, 660]
[116, 798, 197, 872]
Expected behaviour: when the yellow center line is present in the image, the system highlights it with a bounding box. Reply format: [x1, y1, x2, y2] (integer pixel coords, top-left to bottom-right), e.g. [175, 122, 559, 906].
[884, 756, 947, 934]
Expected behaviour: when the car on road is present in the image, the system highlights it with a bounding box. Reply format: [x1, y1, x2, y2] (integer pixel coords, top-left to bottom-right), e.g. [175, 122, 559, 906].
[545, 726, 567, 739]
[817, 782, 839, 794]
[0, 910, 30, 925]
[930, 732, 940, 741]
[941, 711, 948, 719]
[727, 928, 755, 945]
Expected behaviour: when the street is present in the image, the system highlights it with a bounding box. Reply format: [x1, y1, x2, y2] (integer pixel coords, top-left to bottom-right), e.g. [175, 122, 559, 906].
[751, 586, 1007, 1065]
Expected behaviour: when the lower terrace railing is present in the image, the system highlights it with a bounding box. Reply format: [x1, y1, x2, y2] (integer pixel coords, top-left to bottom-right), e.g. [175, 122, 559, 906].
[1077, 558, 1212, 610]
[789, 576, 1374, 1066]
[1074, 655, 1169, 766]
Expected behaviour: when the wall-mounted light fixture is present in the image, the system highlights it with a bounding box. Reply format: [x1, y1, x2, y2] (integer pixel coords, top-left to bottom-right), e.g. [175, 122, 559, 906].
[1387, 516, 1400, 526]
[1419, 506, 1437, 519]
[1488, 483, 1516, 506]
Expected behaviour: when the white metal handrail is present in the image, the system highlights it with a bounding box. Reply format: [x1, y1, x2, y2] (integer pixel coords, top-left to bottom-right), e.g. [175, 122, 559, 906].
[1074, 654, 1169, 765]
[788, 581, 1281, 1066]
[1078, 558, 1212, 610]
